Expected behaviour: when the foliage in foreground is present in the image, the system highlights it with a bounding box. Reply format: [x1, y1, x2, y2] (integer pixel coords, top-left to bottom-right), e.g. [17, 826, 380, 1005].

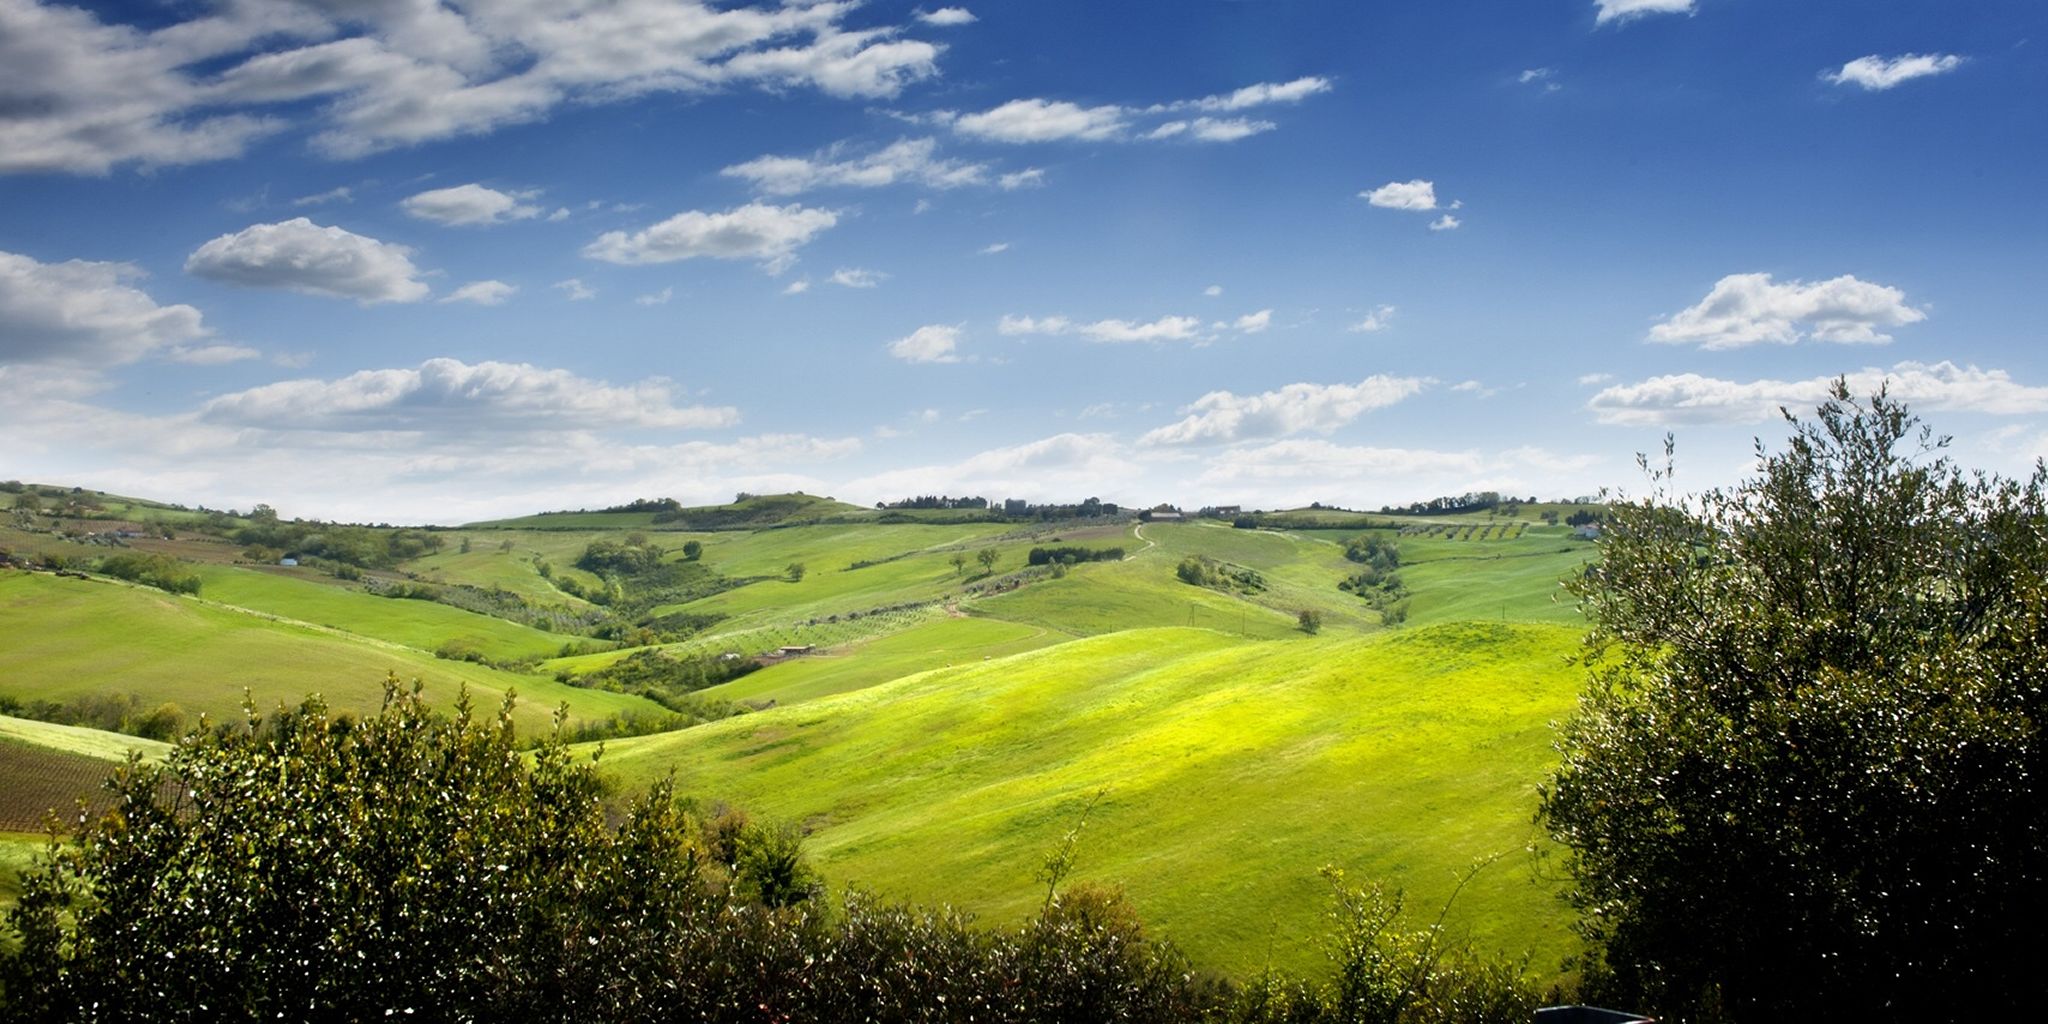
[1543, 385, 2048, 1020]
[1, 680, 1540, 1023]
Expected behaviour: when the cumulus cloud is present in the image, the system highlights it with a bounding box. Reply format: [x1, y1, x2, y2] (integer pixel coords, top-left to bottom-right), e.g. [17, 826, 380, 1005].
[721, 137, 1001, 195]
[918, 8, 977, 27]
[1204, 285, 1223, 297]
[1594, 0, 1695, 25]
[1429, 214, 1461, 231]
[0, 249, 209, 365]
[634, 286, 674, 307]
[442, 280, 517, 306]
[999, 313, 1208, 343]
[553, 278, 596, 300]
[1586, 362, 2048, 426]
[1170, 76, 1334, 113]
[583, 202, 837, 271]
[1648, 272, 1926, 349]
[830, 267, 887, 288]
[1518, 68, 1560, 92]
[2, 1, 947, 174]
[1232, 309, 1273, 334]
[1826, 54, 1965, 91]
[952, 98, 1129, 143]
[401, 183, 543, 226]
[946, 76, 1330, 147]
[1147, 117, 1276, 143]
[185, 218, 431, 304]
[1361, 179, 1438, 211]
[1140, 375, 1428, 446]
[782, 279, 811, 295]
[1347, 305, 1396, 333]
[199, 357, 738, 433]
[998, 168, 1046, 189]
[888, 324, 961, 363]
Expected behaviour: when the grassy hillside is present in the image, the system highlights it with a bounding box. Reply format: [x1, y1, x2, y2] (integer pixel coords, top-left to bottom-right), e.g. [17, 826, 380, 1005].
[193, 565, 572, 663]
[594, 622, 1585, 978]
[0, 572, 660, 733]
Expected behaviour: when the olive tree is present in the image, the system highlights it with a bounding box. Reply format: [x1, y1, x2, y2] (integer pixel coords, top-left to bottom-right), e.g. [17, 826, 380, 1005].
[1541, 385, 2048, 1019]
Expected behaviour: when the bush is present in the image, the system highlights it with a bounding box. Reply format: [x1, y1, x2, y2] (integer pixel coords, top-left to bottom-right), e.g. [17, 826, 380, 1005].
[0, 680, 714, 1022]
[1541, 385, 2048, 1019]
[96, 552, 201, 595]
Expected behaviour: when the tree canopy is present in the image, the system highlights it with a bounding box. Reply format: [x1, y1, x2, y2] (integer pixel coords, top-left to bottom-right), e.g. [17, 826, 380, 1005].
[1541, 384, 2048, 1019]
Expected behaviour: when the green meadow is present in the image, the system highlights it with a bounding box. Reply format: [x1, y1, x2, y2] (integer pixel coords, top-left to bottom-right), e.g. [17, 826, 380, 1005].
[0, 573, 658, 732]
[1, 490, 1603, 978]
[597, 622, 1584, 976]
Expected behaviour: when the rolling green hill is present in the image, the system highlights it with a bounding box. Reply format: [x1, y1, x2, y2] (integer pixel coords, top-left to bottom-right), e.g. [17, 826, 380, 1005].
[595, 622, 1585, 977]
[0, 572, 660, 733]
[1, 488, 1604, 981]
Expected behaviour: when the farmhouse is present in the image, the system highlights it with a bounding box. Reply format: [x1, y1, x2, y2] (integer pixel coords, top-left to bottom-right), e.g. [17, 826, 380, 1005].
[776, 644, 815, 657]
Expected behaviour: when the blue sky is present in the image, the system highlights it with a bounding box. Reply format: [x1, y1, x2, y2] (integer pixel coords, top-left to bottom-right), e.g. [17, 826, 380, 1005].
[2, 0, 2044, 523]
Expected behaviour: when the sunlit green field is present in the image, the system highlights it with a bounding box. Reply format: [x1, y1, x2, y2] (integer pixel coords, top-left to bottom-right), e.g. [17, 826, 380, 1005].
[0, 573, 660, 732]
[596, 622, 1585, 978]
[193, 565, 571, 663]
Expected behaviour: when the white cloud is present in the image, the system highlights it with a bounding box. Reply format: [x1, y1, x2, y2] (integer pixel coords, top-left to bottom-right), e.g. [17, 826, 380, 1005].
[1518, 68, 1559, 90]
[442, 280, 518, 306]
[1148, 117, 1276, 143]
[1140, 375, 1428, 446]
[185, 218, 431, 304]
[721, 137, 997, 195]
[165, 344, 261, 365]
[830, 267, 887, 289]
[918, 8, 978, 27]
[1233, 309, 1273, 334]
[293, 186, 354, 206]
[979, 242, 1010, 255]
[1578, 373, 1614, 386]
[583, 202, 837, 271]
[1594, 0, 1696, 25]
[998, 314, 1070, 336]
[1451, 380, 1501, 398]
[1192, 439, 1483, 484]
[1204, 285, 1223, 297]
[1347, 305, 1396, 333]
[1361, 179, 1438, 211]
[950, 76, 1329, 149]
[1648, 272, 1926, 349]
[1826, 54, 1965, 91]
[200, 357, 738, 433]
[999, 313, 1205, 343]
[1, 1, 948, 174]
[401, 184, 542, 226]
[0, 249, 209, 366]
[888, 324, 961, 363]
[1587, 361, 2048, 426]
[953, 98, 1128, 143]
[1174, 76, 1333, 113]
[998, 168, 1046, 189]
[634, 286, 674, 307]
[1429, 214, 1462, 231]
[782, 279, 811, 295]
[1081, 315, 1204, 343]
[553, 278, 596, 301]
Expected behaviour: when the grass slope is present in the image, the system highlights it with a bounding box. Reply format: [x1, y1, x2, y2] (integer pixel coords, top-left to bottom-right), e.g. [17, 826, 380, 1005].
[0, 572, 660, 733]
[194, 565, 569, 662]
[702, 616, 1074, 706]
[595, 623, 1584, 978]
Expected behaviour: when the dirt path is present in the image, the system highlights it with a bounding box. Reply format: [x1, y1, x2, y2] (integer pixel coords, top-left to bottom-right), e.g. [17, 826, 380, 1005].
[1124, 522, 1156, 560]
